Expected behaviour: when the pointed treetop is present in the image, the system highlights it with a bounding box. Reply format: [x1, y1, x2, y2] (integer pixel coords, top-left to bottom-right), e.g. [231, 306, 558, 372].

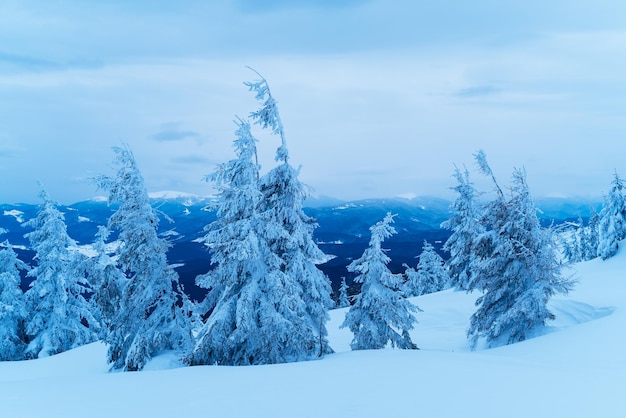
[474, 149, 503, 197]
[244, 67, 289, 163]
[511, 167, 530, 196]
[95, 225, 111, 242]
[232, 116, 259, 158]
[35, 181, 54, 205]
[611, 169, 624, 190]
[369, 212, 397, 248]
[451, 164, 468, 185]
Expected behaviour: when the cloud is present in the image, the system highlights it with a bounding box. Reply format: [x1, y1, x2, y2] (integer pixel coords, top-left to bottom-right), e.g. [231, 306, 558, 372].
[454, 85, 501, 99]
[170, 155, 215, 166]
[235, 0, 369, 13]
[0, 50, 104, 75]
[151, 122, 199, 142]
[1, 1, 625, 204]
[0, 140, 26, 159]
[0, 51, 60, 72]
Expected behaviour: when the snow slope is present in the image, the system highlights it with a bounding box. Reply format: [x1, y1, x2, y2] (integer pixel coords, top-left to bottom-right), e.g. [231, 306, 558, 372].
[1, 253, 624, 417]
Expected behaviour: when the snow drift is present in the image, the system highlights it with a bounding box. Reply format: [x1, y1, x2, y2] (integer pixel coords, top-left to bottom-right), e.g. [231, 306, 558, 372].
[0, 250, 624, 417]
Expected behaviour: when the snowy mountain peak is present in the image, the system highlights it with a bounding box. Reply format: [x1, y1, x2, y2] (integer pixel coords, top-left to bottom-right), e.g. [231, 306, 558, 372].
[148, 191, 213, 207]
[148, 191, 202, 200]
[397, 192, 418, 200]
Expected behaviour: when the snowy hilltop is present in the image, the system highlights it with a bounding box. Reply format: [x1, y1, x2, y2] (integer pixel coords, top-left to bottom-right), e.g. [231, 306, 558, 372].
[0, 245, 622, 417]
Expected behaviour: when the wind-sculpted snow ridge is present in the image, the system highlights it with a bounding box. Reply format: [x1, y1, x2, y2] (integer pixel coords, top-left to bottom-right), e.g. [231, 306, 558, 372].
[548, 299, 614, 328]
[0, 247, 624, 417]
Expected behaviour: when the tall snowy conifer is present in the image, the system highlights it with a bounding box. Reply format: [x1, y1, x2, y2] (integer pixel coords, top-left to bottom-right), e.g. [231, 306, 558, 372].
[563, 218, 584, 263]
[95, 146, 193, 371]
[247, 70, 334, 358]
[583, 211, 600, 260]
[191, 119, 265, 366]
[468, 151, 573, 348]
[441, 166, 482, 290]
[342, 213, 418, 350]
[23, 189, 98, 358]
[404, 240, 449, 297]
[87, 226, 125, 339]
[0, 241, 29, 360]
[597, 172, 626, 260]
[337, 277, 350, 308]
[192, 119, 308, 365]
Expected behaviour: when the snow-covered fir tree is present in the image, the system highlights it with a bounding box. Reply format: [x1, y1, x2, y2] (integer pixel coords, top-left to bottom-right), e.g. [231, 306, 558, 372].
[191, 119, 288, 365]
[191, 118, 265, 365]
[560, 219, 584, 264]
[583, 210, 600, 261]
[0, 241, 29, 360]
[441, 166, 483, 290]
[23, 189, 98, 358]
[597, 172, 626, 260]
[192, 112, 330, 365]
[560, 213, 601, 263]
[86, 226, 124, 339]
[95, 146, 193, 371]
[571, 218, 585, 263]
[249, 70, 334, 358]
[342, 213, 418, 350]
[337, 277, 350, 308]
[467, 152, 574, 348]
[404, 240, 450, 297]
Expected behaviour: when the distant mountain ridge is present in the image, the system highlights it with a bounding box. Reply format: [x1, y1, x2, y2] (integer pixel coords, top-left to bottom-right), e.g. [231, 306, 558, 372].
[0, 194, 601, 301]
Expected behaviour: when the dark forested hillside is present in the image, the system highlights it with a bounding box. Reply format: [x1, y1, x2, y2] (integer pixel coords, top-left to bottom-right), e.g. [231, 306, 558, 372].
[0, 195, 599, 301]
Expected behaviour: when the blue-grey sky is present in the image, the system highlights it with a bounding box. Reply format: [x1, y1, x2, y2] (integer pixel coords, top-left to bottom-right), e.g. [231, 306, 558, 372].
[1, 0, 626, 203]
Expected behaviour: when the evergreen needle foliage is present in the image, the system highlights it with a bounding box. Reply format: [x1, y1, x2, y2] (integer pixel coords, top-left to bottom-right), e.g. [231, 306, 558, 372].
[0, 241, 29, 360]
[192, 71, 333, 365]
[23, 188, 98, 358]
[95, 146, 193, 371]
[467, 152, 574, 348]
[342, 213, 419, 350]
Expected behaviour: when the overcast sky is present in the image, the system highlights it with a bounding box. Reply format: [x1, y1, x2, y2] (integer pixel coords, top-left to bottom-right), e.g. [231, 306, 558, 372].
[1, 0, 626, 204]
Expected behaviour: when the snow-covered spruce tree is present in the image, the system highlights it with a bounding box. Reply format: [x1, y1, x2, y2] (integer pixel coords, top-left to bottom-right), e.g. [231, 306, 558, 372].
[86, 226, 124, 340]
[247, 70, 334, 358]
[0, 241, 29, 360]
[191, 119, 263, 365]
[337, 277, 350, 308]
[557, 219, 583, 264]
[192, 119, 310, 365]
[441, 166, 483, 290]
[467, 151, 574, 348]
[23, 189, 98, 358]
[597, 172, 626, 260]
[404, 240, 450, 297]
[95, 146, 193, 371]
[341, 213, 418, 350]
[582, 210, 600, 261]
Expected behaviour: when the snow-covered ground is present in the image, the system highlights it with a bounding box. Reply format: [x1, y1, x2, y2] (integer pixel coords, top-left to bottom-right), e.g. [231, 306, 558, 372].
[1, 252, 625, 417]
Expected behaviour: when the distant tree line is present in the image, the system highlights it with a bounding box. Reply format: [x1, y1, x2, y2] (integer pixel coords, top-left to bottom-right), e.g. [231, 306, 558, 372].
[1, 72, 622, 367]
[558, 171, 626, 263]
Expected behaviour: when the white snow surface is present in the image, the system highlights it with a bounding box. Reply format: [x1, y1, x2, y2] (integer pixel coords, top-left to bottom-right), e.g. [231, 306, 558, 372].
[3, 209, 24, 223]
[148, 190, 200, 199]
[397, 192, 418, 200]
[1, 251, 625, 417]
